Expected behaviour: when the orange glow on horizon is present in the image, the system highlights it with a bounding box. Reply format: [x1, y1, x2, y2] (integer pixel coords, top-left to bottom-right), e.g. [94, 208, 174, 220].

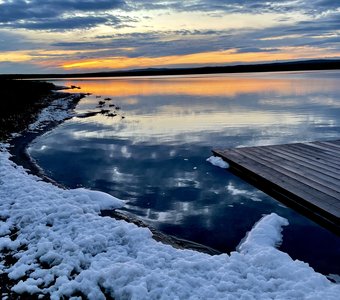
[61, 47, 340, 71]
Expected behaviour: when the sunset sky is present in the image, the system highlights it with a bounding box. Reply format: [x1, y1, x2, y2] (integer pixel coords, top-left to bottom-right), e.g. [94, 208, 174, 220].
[0, 0, 339, 74]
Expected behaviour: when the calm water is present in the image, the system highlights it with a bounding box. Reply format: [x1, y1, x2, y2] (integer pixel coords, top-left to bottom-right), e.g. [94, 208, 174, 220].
[29, 71, 340, 276]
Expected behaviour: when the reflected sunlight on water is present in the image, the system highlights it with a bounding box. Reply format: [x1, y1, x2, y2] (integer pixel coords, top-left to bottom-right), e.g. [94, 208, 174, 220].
[59, 73, 340, 97]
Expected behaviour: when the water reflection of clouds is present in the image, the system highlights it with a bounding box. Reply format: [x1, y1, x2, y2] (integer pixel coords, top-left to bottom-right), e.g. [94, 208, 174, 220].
[259, 95, 340, 108]
[133, 200, 213, 227]
[174, 178, 201, 188]
[80, 111, 305, 136]
[111, 167, 136, 185]
[33, 144, 49, 152]
[226, 182, 263, 202]
[120, 145, 132, 158]
[124, 98, 139, 105]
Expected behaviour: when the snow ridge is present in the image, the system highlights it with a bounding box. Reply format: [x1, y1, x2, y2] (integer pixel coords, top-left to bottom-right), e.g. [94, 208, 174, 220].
[0, 145, 339, 299]
[28, 93, 82, 132]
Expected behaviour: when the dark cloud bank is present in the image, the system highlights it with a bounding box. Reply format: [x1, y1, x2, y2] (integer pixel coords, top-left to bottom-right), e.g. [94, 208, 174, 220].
[1, 0, 339, 31]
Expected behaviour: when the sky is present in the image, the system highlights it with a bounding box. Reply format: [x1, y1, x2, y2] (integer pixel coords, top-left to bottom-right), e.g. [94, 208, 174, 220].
[0, 0, 339, 74]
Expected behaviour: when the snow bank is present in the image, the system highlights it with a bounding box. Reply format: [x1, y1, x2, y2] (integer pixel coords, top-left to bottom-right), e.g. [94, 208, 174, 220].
[28, 93, 81, 132]
[206, 156, 229, 169]
[1, 145, 339, 299]
[71, 188, 124, 210]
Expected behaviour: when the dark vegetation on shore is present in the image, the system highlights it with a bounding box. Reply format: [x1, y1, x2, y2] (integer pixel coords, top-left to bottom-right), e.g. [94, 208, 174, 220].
[0, 59, 339, 79]
[0, 80, 56, 140]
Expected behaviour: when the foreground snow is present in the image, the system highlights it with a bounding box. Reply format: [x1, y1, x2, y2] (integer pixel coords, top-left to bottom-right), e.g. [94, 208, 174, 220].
[0, 146, 339, 299]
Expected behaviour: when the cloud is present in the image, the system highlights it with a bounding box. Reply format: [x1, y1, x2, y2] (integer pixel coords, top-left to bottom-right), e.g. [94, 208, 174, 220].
[0, 61, 55, 74]
[49, 13, 340, 62]
[1, 0, 339, 32]
[52, 30, 234, 59]
[0, 30, 37, 51]
[128, 0, 340, 14]
[235, 47, 279, 54]
[12, 16, 121, 31]
[0, 0, 126, 30]
[288, 13, 340, 34]
[0, 0, 125, 21]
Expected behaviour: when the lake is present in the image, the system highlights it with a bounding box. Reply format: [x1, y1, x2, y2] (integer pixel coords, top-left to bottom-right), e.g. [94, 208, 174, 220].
[29, 71, 340, 277]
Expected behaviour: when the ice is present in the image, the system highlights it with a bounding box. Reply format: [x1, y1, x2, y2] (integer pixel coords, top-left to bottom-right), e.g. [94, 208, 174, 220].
[1, 144, 339, 299]
[206, 155, 229, 169]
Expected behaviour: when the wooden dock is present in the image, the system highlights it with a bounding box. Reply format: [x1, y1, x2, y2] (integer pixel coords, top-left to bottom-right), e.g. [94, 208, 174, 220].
[213, 140, 340, 234]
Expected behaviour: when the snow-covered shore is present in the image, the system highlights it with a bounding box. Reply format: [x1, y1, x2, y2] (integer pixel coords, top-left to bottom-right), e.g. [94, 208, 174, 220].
[1, 92, 339, 299]
[1, 150, 339, 299]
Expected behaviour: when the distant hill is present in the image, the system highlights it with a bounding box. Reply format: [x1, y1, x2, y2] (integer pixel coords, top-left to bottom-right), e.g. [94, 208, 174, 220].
[1, 59, 340, 79]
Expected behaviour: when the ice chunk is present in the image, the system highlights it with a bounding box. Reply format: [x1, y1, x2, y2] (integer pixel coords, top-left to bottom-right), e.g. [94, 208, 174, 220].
[206, 156, 229, 169]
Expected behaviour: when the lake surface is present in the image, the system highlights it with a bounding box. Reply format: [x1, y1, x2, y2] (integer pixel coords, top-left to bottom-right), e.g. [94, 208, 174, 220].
[29, 71, 340, 276]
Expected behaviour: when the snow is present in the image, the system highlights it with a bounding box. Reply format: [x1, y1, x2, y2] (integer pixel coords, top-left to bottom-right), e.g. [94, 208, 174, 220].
[28, 93, 81, 132]
[71, 188, 125, 210]
[1, 144, 339, 299]
[206, 155, 229, 169]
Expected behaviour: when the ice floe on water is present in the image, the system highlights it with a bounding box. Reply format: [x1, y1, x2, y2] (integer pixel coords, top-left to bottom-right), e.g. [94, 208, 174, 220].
[206, 156, 229, 169]
[1, 145, 339, 299]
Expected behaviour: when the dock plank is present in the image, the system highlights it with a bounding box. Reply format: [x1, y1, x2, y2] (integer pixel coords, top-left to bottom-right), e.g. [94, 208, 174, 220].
[289, 143, 340, 161]
[277, 144, 340, 167]
[267, 145, 340, 177]
[213, 140, 340, 234]
[247, 146, 340, 185]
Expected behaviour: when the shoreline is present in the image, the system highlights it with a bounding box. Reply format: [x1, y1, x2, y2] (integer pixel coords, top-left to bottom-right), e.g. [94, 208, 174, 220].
[3, 80, 220, 255]
[8, 91, 84, 187]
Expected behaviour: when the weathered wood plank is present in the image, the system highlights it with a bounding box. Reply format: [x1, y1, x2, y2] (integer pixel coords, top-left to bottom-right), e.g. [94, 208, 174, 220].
[283, 144, 340, 166]
[317, 141, 340, 151]
[244, 147, 340, 188]
[305, 142, 340, 156]
[267, 145, 340, 176]
[299, 143, 340, 158]
[213, 140, 340, 234]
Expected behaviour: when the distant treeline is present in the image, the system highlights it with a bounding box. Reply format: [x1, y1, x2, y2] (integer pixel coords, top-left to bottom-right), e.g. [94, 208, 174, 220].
[1, 59, 340, 79]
